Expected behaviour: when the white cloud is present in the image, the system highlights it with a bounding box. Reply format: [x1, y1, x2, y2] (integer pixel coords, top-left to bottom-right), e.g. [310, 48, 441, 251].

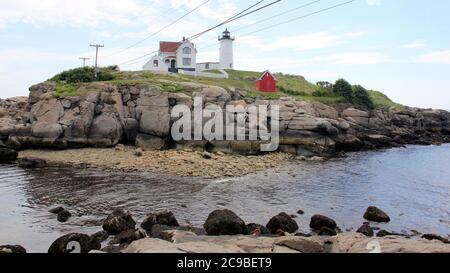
[401, 40, 427, 49]
[416, 50, 450, 64]
[367, 0, 381, 6]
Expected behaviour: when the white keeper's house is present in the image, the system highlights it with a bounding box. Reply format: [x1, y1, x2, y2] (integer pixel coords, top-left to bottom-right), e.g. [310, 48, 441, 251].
[143, 29, 235, 74]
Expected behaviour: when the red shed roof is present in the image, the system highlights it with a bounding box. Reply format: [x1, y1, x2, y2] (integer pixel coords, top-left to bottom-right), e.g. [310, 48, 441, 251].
[160, 41, 182, 53]
[257, 70, 277, 81]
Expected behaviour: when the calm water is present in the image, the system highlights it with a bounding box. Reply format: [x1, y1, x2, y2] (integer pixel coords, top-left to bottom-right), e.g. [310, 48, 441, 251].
[1, 145, 450, 252]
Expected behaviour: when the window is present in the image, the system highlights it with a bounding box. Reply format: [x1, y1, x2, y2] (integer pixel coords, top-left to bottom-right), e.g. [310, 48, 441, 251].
[183, 58, 191, 66]
[165, 59, 170, 64]
[183, 47, 192, 54]
[153, 60, 158, 67]
[205, 63, 210, 69]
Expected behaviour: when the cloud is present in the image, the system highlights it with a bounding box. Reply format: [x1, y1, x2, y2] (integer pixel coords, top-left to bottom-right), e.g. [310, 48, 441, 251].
[416, 50, 450, 64]
[401, 40, 427, 49]
[367, 0, 381, 6]
[239, 31, 365, 52]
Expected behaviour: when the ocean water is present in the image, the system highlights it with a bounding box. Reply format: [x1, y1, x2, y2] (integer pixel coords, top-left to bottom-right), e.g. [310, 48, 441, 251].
[0, 145, 449, 253]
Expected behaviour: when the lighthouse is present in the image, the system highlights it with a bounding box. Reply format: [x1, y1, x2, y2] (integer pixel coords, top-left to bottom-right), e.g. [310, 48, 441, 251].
[219, 29, 235, 70]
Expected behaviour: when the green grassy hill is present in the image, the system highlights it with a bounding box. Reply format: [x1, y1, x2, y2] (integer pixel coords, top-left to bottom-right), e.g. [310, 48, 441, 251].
[47, 67, 402, 110]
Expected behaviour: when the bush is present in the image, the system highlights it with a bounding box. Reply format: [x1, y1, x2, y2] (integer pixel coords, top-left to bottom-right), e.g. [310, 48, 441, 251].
[50, 66, 115, 84]
[278, 85, 307, 96]
[333, 79, 353, 102]
[313, 88, 334, 97]
[352, 85, 375, 110]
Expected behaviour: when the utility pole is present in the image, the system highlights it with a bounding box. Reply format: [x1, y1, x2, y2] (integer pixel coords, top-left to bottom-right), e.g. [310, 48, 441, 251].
[90, 44, 104, 78]
[79, 57, 90, 67]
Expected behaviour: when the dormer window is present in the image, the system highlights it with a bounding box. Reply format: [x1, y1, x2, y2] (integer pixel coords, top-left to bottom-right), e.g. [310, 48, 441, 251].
[183, 47, 192, 55]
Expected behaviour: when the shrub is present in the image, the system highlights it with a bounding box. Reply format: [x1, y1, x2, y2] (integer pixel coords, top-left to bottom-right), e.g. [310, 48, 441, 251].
[313, 88, 334, 97]
[50, 66, 114, 84]
[333, 79, 353, 102]
[352, 85, 375, 110]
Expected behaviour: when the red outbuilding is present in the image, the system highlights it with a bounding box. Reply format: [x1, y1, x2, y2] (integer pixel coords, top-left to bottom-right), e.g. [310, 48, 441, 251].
[256, 70, 277, 93]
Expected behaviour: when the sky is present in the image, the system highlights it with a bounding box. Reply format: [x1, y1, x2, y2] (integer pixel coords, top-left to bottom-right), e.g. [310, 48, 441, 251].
[1, 0, 450, 109]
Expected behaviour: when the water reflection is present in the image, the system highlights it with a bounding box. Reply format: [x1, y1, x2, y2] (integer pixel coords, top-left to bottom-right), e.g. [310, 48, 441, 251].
[0, 145, 449, 252]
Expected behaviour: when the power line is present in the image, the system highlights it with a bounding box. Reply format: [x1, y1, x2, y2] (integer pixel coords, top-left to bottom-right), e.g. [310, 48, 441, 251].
[119, 0, 281, 66]
[186, 0, 266, 41]
[243, 0, 357, 36]
[109, 0, 211, 57]
[234, 0, 322, 33]
[198, 0, 357, 51]
[197, 0, 322, 50]
[188, 0, 283, 41]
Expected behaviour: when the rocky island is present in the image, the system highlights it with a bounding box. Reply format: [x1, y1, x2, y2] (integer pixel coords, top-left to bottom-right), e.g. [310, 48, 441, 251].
[1, 67, 450, 253]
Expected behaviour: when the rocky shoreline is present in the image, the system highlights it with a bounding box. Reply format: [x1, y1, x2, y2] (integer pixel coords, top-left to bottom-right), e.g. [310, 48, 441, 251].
[17, 148, 292, 178]
[1, 81, 450, 158]
[1, 207, 449, 254]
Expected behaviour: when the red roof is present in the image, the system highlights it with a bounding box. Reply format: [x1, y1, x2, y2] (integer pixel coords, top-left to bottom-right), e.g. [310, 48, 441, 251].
[257, 70, 277, 81]
[160, 41, 182, 53]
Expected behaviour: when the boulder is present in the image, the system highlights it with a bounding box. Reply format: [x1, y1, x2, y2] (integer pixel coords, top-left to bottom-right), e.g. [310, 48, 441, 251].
[141, 211, 180, 233]
[0, 245, 27, 254]
[357, 223, 374, 237]
[102, 208, 137, 235]
[48, 233, 101, 254]
[110, 229, 147, 245]
[139, 109, 171, 138]
[150, 225, 206, 240]
[266, 213, 299, 234]
[123, 118, 139, 142]
[422, 234, 449, 244]
[31, 122, 63, 141]
[364, 206, 391, 223]
[88, 114, 122, 147]
[275, 238, 324, 253]
[91, 231, 110, 243]
[57, 209, 72, 223]
[318, 227, 337, 236]
[49, 207, 65, 214]
[310, 215, 338, 231]
[204, 209, 248, 236]
[246, 223, 271, 236]
[136, 134, 166, 150]
[18, 157, 47, 168]
[0, 147, 18, 163]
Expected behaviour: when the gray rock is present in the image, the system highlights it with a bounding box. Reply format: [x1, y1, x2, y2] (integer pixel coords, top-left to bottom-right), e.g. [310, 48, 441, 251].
[0, 147, 17, 163]
[0, 245, 27, 254]
[266, 213, 299, 234]
[310, 215, 338, 231]
[136, 134, 166, 150]
[48, 233, 100, 254]
[364, 206, 391, 223]
[141, 211, 180, 233]
[57, 209, 72, 223]
[18, 157, 47, 168]
[102, 208, 136, 235]
[357, 223, 374, 237]
[88, 113, 122, 147]
[139, 109, 170, 138]
[204, 209, 248, 236]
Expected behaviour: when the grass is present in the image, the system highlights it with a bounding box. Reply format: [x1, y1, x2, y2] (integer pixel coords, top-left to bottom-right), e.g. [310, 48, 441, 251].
[368, 90, 404, 110]
[47, 68, 401, 109]
[52, 84, 78, 98]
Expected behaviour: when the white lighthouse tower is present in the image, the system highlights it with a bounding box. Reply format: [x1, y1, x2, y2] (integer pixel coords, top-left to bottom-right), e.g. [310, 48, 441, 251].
[219, 29, 235, 70]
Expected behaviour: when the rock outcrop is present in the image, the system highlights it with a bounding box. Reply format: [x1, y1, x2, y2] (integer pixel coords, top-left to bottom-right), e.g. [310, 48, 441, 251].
[121, 230, 450, 253]
[1, 81, 450, 156]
